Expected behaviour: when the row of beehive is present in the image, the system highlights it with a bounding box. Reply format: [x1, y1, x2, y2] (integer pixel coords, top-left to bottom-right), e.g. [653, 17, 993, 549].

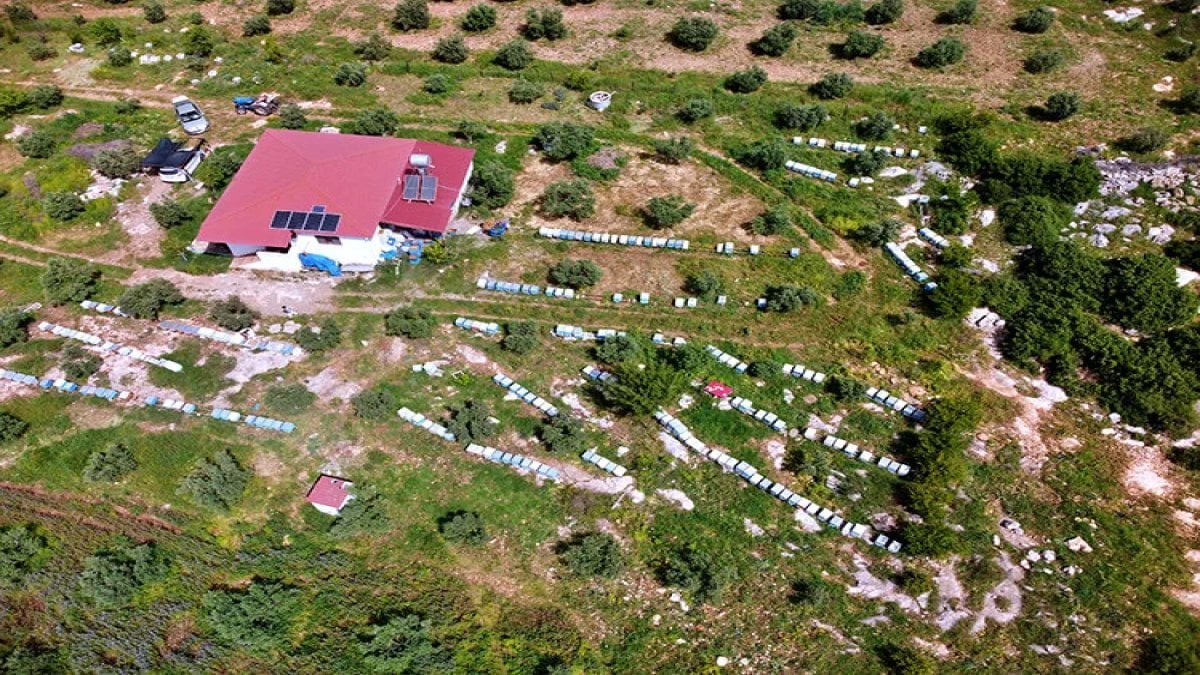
[34, 373, 131, 401]
[553, 324, 625, 342]
[492, 374, 559, 416]
[38, 321, 182, 372]
[717, 242, 804, 258]
[793, 137, 921, 159]
[538, 227, 690, 250]
[210, 408, 296, 432]
[397, 407, 457, 441]
[581, 448, 627, 476]
[651, 333, 689, 346]
[454, 317, 500, 335]
[706, 345, 749, 373]
[159, 320, 299, 356]
[729, 396, 789, 433]
[865, 386, 927, 422]
[476, 277, 576, 299]
[784, 160, 838, 182]
[611, 292, 650, 304]
[581, 365, 617, 384]
[782, 363, 828, 383]
[466, 443, 562, 481]
[883, 242, 937, 291]
[802, 427, 911, 476]
[917, 227, 950, 249]
[79, 300, 129, 317]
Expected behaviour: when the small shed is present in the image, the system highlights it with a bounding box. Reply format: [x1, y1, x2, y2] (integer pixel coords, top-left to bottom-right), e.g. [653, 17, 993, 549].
[704, 381, 734, 399]
[306, 474, 355, 516]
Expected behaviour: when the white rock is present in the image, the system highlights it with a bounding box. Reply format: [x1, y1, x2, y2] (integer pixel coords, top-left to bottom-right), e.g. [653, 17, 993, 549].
[1043, 550, 1056, 562]
[1065, 536, 1093, 553]
[716, 657, 730, 667]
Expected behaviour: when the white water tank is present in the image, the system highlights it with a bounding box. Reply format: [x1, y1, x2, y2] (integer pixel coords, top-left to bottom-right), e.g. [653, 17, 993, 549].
[587, 91, 612, 112]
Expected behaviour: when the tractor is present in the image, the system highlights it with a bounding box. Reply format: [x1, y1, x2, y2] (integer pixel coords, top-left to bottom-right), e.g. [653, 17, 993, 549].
[484, 219, 509, 238]
[233, 93, 281, 116]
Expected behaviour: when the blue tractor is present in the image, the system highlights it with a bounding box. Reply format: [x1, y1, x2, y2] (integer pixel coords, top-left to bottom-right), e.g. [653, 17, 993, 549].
[233, 93, 281, 116]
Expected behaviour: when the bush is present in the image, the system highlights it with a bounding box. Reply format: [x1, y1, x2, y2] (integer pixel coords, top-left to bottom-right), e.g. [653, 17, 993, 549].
[43, 192, 84, 221]
[685, 270, 724, 301]
[438, 510, 487, 544]
[1013, 6, 1053, 33]
[549, 258, 603, 288]
[1177, 87, 1200, 114]
[359, 614, 452, 673]
[594, 335, 641, 364]
[751, 23, 796, 57]
[936, 0, 975, 24]
[915, 38, 966, 68]
[1117, 127, 1169, 153]
[597, 357, 686, 415]
[669, 16, 719, 51]
[833, 270, 867, 299]
[999, 195, 1070, 246]
[203, 582, 300, 652]
[507, 78, 543, 104]
[108, 46, 133, 67]
[392, 0, 430, 31]
[533, 122, 595, 161]
[3, 3, 36, 22]
[1165, 41, 1198, 63]
[355, 33, 393, 61]
[774, 103, 826, 130]
[538, 414, 585, 453]
[652, 136, 694, 164]
[1041, 91, 1081, 121]
[16, 130, 55, 159]
[469, 161, 515, 208]
[384, 306, 435, 338]
[79, 539, 168, 606]
[90, 19, 123, 47]
[751, 206, 791, 235]
[838, 30, 884, 58]
[883, 645, 936, 675]
[676, 99, 713, 125]
[91, 147, 140, 178]
[149, 199, 194, 229]
[277, 103, 307, 129]
[447, 400, 496, 444]
[329, 486, 388, 537]
[0, 411, 30, 443]
[61, 343, 100, 381]
[243, 16, 271, 37]
[843, 149, 889, 177]
[764, 284, 821, 312]
[266, 0, 295, 15]
[748, 360, 779, 378]
[183, 27, 215, 57]
[541, 180, 596, 220]
[263, 384, 316, 414]
[559, 532, 622, 577]
[117, 279, 184, 319]
[0, 524, 51, 581]
[1023, 49, 1063, 74]
[27, 44, 56, 62]
[431, 34, 468, 64]
[826, 374, 865, 400]
[0, 309, 30, 348]
[42, 257, 98, 304]
[810, 72, 854, 99]
[423, 73, 452, 94]
[353, 107, 400, 137]
[210, 296, 256, 331]
[929, 269, 982, 320]
[655, 543, 733, 604]
[855, 112, 894, 140]
[940, 242, 972, 268]
[26, 85, 64, 110]
[724, 66, 767, 93]
[865, 0, 903, 24]
[353, 388, 396, 420]
[523, 8, 567, 41]
[333, 62, 368, 87]
[643, 195, 695, 229]
[177, 449, 249, 510]
[1102, 254, 1197, 333]
[502, 321, 538, 354]
[734, 139, 788, 171]
[779, 0, 864, 23]
[494, 40, 534, 70]
[199, 144, 251, 191]
[295, 317, 341, 352]
[461, 3, 497, 31]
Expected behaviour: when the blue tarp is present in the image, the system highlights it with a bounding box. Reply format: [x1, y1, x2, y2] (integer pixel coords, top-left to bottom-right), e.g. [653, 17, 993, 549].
[299, 253, 341, 277]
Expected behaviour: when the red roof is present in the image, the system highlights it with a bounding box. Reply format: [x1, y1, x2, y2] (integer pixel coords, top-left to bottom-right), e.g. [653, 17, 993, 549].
[704, 381, 734, 398]
[306, 474, 353, 510]
[196, 130, 474, 248]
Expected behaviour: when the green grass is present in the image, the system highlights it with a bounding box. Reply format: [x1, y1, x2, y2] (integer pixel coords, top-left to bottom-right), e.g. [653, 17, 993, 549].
[147, 342, 235, 401]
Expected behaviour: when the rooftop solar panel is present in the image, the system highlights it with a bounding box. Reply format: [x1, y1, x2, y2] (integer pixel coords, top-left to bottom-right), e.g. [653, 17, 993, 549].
[270, 211, 291, 229]
[318, 214, 340, 232]
[420, 176, 438, 202]
[402, 174, 421, 200]
[302, 212, 324, 231]
[286, 211, 308, 229]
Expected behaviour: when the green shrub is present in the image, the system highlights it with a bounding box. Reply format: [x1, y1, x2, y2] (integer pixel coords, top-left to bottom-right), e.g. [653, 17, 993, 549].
[838, 30, 884, 58]
[655, 543, 734, 604]
[678, 97, 714, 123]
[940, 242, 973, 267]
[461, 3, 497, 31]
[865, 0, 903, 24]
[243, 16, 271, 37]
[198, 144, 251, 191]
[597, 357, 686, 415]
[779, 0, 864, 23]
[669, 16, 719, 51]
[432, 34, 469, 63]
[724, 66, 767, 93]
[643, 195, 695, 229]
[392, 0, 430, 31]
[1177, 87, 1200, 114]
[352, 388, 396, 420]
[0, 411, 30, 443]
[27, 43, 56, 62]
[936, 0, 976, 24]
[764, 284, 821, 312]
[3, 3, 36, 22]
[210, 296, 256, 331]
[533, 122, 595, 161]
[79, 539, 168, 606]
[296, 317, 342, 351]
[447, 400, 496, 444]
[1023, 49, 1063, 74]
[929, 269, 982, 319]
[549, 258, 602, 288]
[116, 279, 184, 319]
[538, 414, 585, 453]
[329, 486, 388, 536]
[25, 85, 64, 110]
[883, 645, 936, 675]
[359, 614, 453, 672]
[42, 257, 99, 304]
[355, 33, 393, 60]
[266, 0, 295, 15]
[1116, 127, 1169, 153]
[177, 449, 250, 510]
[734, 139, 788, 171]
[353, 108, 400, 136]
[999, 195, 1070, 246]
[594, 334, 641, 364]
[775, 103, 826, 131]
[91, 147, 141, 178]
[61, 343, 101, 381]
[384, 306, 436, 338]
[43, 192, 84, 221]
[685, 270, 724, 300]
[1013, 6, 1053, 33]
[810, 72, 853, 99]
[143, 1, 167, 23]
[108, 46, 133, 67]
[559, 532, 622, 577]
[915, 38, 966, 68]
[333, 62, 368, 87]
[523, 7, 567, 41]
[494, 40, 534, 70]
[855, 111, 894, 140]
[0, 308, 30, 348]
[1101, 253, 1197, 333]
[1165, 41, 1198, 63]
[16, 130, 55, 159]
[1041, 91, 1081, 121]
[502, 321, 539, 354]
[423, 73, 452, 94]
[469, 161, 515, 208]
[751, 23, 796, 56]
[90, 19, 123, 47]
[203, 582, 300, 652]
[263, 384, 316, 414]
[277, 103, 307, 129]
[149, 199, 194, 229]
[833, 270, 867, 299]
[541, 180, 595, 219]
[843, 149, 889, 177]
[508, 78, 544, 103]
[183, 27, 215, 57]
[652, 136, 694, 164]
[438, 510, 488, 544]
[751, 205, 791, 235]
[0, 524, 51, 581]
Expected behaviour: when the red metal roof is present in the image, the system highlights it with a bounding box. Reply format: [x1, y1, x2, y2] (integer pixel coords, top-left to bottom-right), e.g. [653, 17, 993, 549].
[704, 381, 734, 398]
[306, 474, 353, 510]
[196, 130, 474, 248]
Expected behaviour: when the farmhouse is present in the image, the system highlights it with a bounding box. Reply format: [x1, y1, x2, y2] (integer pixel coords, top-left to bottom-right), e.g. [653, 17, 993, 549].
[306, 474, 355, 516]
[193, 129, 474, 273]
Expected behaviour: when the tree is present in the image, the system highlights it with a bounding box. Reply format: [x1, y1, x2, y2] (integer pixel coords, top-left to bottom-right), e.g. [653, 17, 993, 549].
[78, 539, 168, 606]
[44, 192, 84, 221]
[392, 0, 430, 31]
[538, 414, 585, 453]
[494, 40, 534, 70]
[810, 72, 853, 99]
[203, 582, 300, 652]
[355, 33, 393, 61]
[643, 195, 695, 229]
[533, 122, 595, 161]
[1041, 91, 1081, 121]
[1137, 628, 1200, 675]
[353, 108, 400, 137]
[508, 78, 543, 104]
[764, 284, 821, 312]
[0, 524, 51, 581]
[447, 400, 496, 444]
[275, 322, 329, 366]
[655, 543, 734, 604]
[1023, 49, 1063, 74]
[263, 384, 316, 414]
[936, 128, 998, 176]
[734, 139, 788, 171]
[149, 199, 195, 229]
[438, 510, 487, 544]
[677, 98, 713, 123]
[883, 645, 936, 675]
[334, 62, 368, 87]
[360, 614, 453, 673]
[353, 388, 396, 420]
[1013, 6, 1054, 33]
[502, 321, 538, 354]
[929, 269, 982, 320]
[838, 30, 884, 59]
[751, 23, 796, 57]
[826, 374, 866, 400]
[936, 0, 976, 24]
[998, 195, 1070, 246]
[108, 46, 134, 67]
[940, 242, 972, 268]
[915, 38, 966, 68]
[455, 119, 488, 143]
[751, 205, 791, 235]
[559, 532, 622, 577]
[724, 66, 767, 93]
[0, 308, 31, 348]
[685, 270, 724, 301]
[16, 130, 56, 159]
[461, 4, 497, 31]
[902, 519, 960, 556]
[183, 27, 215, 57]
[90, 19, 123, 47]
[243, 16, 271, 37]
[117, 279, 184, 319]
[266, 0, 295, 15]
[177, 449, 250, 510]
[61, 343, 100, 381]
[432, 34, 469, 63]
[1101, 254, 1196, 333]
[210, 296, 256, 332]
[3, 2, 36, 23]
[843, 149, 889, 177]
[25, 85, 64, 110]
[469, 161, 514, 208]
[0, 412, 29, 443]
[541, 180, 595, 220]
[594, 334, 641, 365]
[549, 259, 602, 289]
[865, 0, 903, 24]
[92, 147, 141, 178]
[523, 7, 567, 41]
[652, 136, 694, 164]
[774, 103, 826, 130]
[855, 112, 894, 140]
[196, 144, 250, 193]
[42, 257, 99, 304]
[599, 357, 686, 415]
[1117, 127, 1168, 153]
[669, 16, 719, 52]
[384, 306, 436, 338]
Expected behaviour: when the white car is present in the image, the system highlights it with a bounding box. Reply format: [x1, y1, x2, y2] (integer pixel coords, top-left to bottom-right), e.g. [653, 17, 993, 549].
[171, 95, 209, 135]
[160, 143, 209, 183]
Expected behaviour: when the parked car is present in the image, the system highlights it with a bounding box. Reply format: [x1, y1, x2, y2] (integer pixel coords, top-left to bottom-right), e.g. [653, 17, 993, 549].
[160, 140, 209, 183]
[171, 96, 209, 135]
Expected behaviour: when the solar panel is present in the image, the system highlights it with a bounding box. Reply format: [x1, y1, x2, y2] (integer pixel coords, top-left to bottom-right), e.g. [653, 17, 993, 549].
[420, 176, 438, 201]
[318, 214, 340, 232]
[403, 174, 421, 200]
[302, 212, 324, 231]
[270, 211, 291, 229]
[286, 211, 308, 229]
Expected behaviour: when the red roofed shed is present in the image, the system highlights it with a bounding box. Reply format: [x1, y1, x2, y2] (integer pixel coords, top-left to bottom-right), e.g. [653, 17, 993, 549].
[306, 474, 355, 516]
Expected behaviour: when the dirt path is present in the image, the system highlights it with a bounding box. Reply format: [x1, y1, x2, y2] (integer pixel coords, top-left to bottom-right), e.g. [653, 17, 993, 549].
[127, 267, 338, 315]
[110, 178, 173, 263]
